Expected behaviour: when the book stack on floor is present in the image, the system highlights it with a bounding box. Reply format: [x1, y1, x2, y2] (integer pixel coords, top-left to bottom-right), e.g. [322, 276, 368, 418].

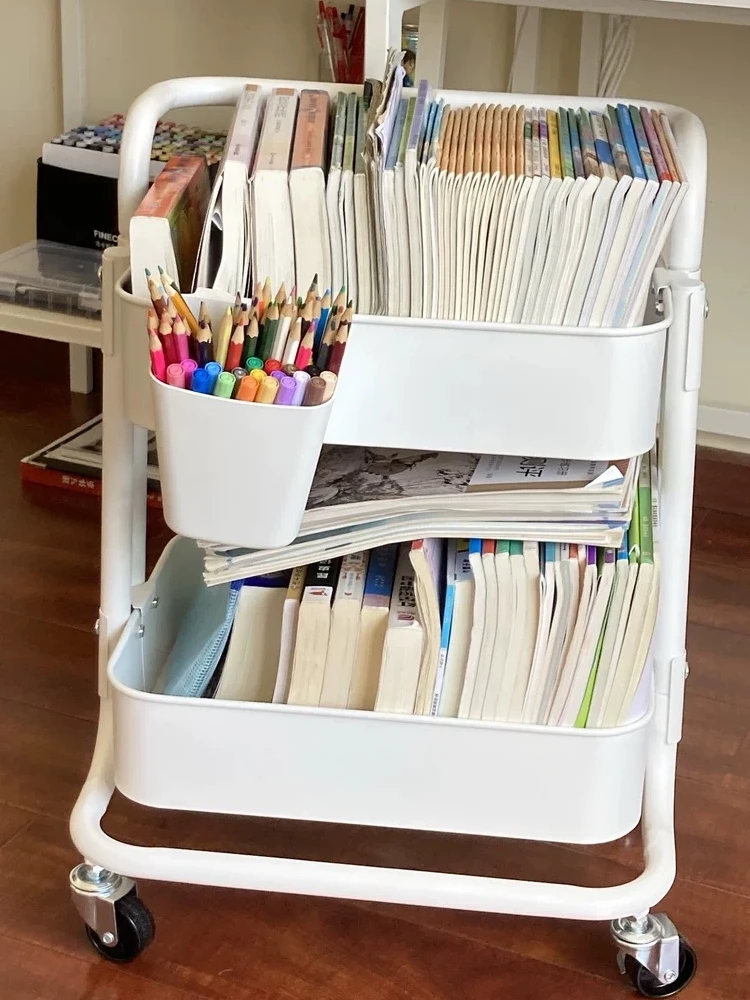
[156, 452, 657, 729]
[129, 56, 688, 328]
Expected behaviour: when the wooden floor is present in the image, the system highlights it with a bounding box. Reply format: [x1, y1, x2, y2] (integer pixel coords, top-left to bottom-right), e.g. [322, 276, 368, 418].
[1, 333, 749, 999]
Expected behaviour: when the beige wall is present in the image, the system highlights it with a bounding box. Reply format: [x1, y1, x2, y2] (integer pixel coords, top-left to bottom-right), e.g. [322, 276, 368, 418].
[0, 2, 744, 417]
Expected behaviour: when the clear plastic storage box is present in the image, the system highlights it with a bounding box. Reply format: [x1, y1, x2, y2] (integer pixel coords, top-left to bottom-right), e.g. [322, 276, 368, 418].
[0, 240, 102, 315]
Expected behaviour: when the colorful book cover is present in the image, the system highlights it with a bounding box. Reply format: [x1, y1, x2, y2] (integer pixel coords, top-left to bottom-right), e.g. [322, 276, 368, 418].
[576, 108, 600, 179]
[605, 106, 632, 180]
[590, 111, 616, 180]
[531, 108, 541, 177]
[547, 109, 562, 179]
[567, 109, 584, 179]
[133, 154, 211, 290]
[343, 92, 358, 173]
[291, 90, 329, 171]
[616, 103, 646, 180]
[433, 539, 459, 714]
[639, 107, 672, 182]
[628, 106, 657, 182]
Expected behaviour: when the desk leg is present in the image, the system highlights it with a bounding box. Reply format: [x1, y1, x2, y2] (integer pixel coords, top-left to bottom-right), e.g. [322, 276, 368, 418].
[69, 344, 94, 394]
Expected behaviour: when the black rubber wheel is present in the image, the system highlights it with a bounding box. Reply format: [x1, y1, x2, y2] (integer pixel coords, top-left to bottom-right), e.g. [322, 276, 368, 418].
[623, 939, 697, 997]
[85, 892, 155, 963]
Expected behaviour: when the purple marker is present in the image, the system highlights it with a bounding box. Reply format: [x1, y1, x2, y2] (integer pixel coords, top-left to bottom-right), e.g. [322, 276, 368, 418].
[291, 370, 310, 406]
[180, 358, 197, 389]
[275, 375, 297, 405]
[271, 369, 286, 383]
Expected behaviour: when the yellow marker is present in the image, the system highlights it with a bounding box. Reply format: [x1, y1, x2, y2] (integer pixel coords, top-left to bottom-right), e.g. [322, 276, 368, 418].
[213, 307, 233, 369]
[256, 375, 279, 404]
[249, 368, 266, 385]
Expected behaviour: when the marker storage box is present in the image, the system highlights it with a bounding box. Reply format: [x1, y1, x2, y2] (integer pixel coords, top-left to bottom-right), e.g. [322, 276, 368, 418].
[152, 375, 334, 549]
[108, 537, 652, 845]
[119, 272, 670, 461]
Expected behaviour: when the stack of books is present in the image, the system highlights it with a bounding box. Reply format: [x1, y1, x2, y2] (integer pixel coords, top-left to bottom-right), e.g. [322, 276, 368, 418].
[130, 58, 687, 329]
[157, 452, 657, 729]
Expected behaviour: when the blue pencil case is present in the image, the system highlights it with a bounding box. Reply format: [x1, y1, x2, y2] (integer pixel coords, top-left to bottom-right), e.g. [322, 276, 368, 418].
[158, 580, 242, 698]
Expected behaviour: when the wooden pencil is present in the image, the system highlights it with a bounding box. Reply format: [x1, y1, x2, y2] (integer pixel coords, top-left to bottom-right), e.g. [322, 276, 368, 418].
[282, 316, 302, 366]
[197, 320, 213, 367]
[327, 322, 349, 375]
[257, 301, 279, 361]
[157, 267, 199, 336]
[225, 323, 245, 372]
[213, 307, 234, 369]
[241, 315, 259, 366]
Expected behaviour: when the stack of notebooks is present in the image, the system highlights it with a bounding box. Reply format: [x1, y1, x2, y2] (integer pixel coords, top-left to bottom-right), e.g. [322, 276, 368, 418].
[157, 452, 657, 729]
[130, 56, 688, 328]
[200, 449, 638, 585]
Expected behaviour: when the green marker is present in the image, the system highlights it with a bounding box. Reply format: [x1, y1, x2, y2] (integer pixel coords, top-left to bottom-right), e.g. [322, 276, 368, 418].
[214, 371, 236, 398]
[245, 356, 263, 372]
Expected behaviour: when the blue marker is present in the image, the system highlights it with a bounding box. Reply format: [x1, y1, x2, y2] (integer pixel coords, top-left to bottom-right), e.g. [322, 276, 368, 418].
[204, 361, 222, 393]
[191, 367, 212, 394]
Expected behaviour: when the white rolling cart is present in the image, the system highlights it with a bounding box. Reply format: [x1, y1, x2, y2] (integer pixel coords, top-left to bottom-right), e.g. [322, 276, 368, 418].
[67, 74, 707, 997]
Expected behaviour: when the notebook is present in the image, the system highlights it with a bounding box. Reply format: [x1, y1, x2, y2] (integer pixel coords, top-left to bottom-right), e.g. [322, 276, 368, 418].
[158, 581, 241, 698]
[251, 88, 298, 292]
[214, 572, 290, 702]
[326, 93, 348, 297]
[410, 537, 446, 715]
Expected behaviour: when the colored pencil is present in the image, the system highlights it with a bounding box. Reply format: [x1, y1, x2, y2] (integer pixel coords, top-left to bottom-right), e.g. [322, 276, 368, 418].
[271, 300, 294, 360]
[315, 314, 337, 370]
[172, 315, 190, 362]
[146, 273, 167, 319]
[197, 320, 213, 367]
[257, 302, 279, 361]
[158, 312, 177, 366]
[157, 267, 199, 336]
[294, 324, 315, 369]
[148, 329, 167, 381]
[283, 317, 302, 366]
[213, 307, 234, 369]
[225, 323, 244, 372]
[327, 322, 349, 375]
[275, 282, 287, 306]
[261, 277, 272, 312]
[232, 291, 243, 324]
[332, 285, 347, 312]
[241, 315, 259, 366]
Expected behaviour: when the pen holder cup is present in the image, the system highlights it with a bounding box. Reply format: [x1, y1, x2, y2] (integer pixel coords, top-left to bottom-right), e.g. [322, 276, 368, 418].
[150, 374, 334, 548]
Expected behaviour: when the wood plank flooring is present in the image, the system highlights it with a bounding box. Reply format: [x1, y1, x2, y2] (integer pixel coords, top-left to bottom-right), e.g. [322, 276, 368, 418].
[1, 332, 749, 998]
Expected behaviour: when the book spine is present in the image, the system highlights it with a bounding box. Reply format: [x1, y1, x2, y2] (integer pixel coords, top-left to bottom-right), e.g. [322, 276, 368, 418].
[334, 550, 368, 600]
[616, 103, 646, 180]
[590, 112, 616, 180]
[639, 107, 671, 182]
[225, 84, 262, 167]
[303, 558, 341, 602]
[329, 92, 347, 170]
[389, 545, 419, 625]
[524, 108, 533, 178]
[558, 108, 574, 180]
[408, 79, 429, 152]
[538, 111, 550, 178]
[567, 109, 584, 179]
[547, 110, 562, 179]
[628, 106, 658, 182]
[362, 543, 399, 608]
[343, 92, 358, 171]
[287, 565, 307, 599]
[576, 109, 600, 178]
[133, 155, 205, 218]
[637, 458, 654, 562]
[291, 90, 329, 171]
[605, 106, 632, 180]
[255, 89, 298, 172]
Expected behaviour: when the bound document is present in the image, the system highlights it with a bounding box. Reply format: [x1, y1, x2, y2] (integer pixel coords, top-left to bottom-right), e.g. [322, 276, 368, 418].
[289, 90, 332, 294]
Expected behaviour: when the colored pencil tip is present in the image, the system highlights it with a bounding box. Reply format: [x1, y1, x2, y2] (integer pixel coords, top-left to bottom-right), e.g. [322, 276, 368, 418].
[144, 267, 151, 276]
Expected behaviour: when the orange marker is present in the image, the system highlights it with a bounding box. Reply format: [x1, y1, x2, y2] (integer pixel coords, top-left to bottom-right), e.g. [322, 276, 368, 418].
[256, 375, 279, 404]
[236, 373, 259, 401]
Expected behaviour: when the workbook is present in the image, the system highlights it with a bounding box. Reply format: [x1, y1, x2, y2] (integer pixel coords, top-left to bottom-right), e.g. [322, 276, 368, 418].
[289, 90, 332, 293]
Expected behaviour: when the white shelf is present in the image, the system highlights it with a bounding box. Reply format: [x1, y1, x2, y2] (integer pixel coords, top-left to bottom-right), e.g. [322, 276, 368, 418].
[0, 301, 102, 349]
